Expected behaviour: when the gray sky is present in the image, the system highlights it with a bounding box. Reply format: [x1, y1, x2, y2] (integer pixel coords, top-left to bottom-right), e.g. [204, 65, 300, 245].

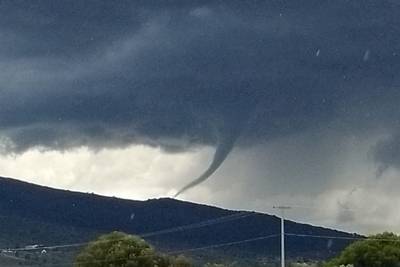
[1, 0, 400, 234]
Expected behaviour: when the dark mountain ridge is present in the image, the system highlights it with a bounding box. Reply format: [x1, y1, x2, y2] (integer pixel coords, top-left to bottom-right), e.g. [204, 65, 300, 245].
[0, 176, 359, 264]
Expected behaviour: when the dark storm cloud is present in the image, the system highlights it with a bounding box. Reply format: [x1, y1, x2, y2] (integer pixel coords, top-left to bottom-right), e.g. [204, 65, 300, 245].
[1, 0, 400, 176]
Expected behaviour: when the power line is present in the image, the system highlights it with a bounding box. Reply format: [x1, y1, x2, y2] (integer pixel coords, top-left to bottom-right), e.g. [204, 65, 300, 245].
[285, 233, 363, 241]
[3, 212, 399, 266]
[9, 233, 400, 267]
[0, 212, 253, 253]
[7, 232, 400, 266]
[285, 233, 400, 243]
[30, 234, 280, 267]
[141, 212, 252, 238]
[167, 234, 280, 254]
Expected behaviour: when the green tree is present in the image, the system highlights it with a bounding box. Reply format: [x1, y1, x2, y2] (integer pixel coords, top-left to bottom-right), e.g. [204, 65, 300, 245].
[74, 231, 188, 267]
[324, 232, 400, 267]
[172, 255, 192, 267]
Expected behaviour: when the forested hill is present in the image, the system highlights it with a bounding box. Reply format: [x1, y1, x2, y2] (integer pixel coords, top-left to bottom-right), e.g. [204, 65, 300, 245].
[0, 176, 359, 264]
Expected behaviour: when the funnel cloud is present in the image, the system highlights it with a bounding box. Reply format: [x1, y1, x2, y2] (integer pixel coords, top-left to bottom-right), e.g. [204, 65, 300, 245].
[174, 129, 240, 197]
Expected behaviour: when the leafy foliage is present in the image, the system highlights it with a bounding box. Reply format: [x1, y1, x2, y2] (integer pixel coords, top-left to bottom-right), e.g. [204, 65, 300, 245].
[74, 231, 191, 267]
[324, 232, 400, 267]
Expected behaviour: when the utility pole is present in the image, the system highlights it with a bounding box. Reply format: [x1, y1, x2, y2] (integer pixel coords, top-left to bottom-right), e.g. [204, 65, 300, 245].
[273, 206, 291, 267]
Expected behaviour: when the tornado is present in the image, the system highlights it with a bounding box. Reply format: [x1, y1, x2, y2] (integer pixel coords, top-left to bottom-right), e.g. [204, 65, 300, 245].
[174, 128, 239, 197]
[174, 92, 258, 197]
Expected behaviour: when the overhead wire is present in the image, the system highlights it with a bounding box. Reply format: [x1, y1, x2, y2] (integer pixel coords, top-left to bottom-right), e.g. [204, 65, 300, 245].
[141, 211, 253, 237]
[285, 233, 400, 243]
[0, 211, 253, 253]
[4, 220, 400, 266]
[3, 209, 398, 266]
[16, 234, 280, 267]
[167, 234, 280, 254]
